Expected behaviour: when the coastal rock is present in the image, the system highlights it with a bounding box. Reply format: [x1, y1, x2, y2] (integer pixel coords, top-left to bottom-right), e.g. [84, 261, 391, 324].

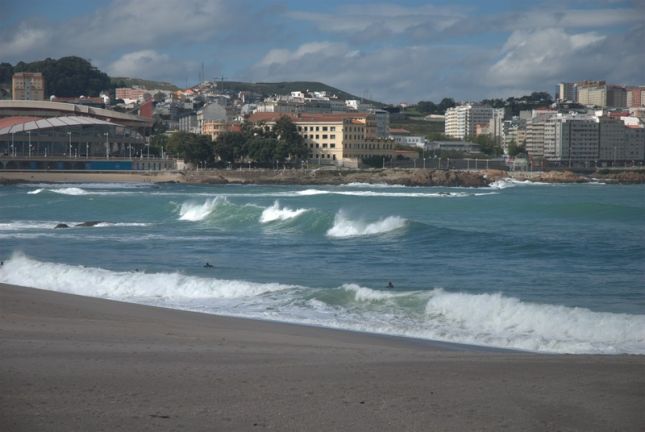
[54, 223, 69, 229]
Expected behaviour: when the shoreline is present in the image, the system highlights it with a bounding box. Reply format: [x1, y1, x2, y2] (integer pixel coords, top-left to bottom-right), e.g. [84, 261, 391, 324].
[2, 283, 644, 431]
[1, 167, 645, 187]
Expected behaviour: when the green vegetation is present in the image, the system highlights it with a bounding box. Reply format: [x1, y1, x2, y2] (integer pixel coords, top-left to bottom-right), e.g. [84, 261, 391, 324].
[389, 118, 445, 137]
[8, 57, 112, 97]
[411, 98, 456, 115]
[165, 132, 214, 165]
[214, 116, 308, 164]
[481, 92, 553, 116]
[468, 135, 503, 156]
[507, 140, 525, 157]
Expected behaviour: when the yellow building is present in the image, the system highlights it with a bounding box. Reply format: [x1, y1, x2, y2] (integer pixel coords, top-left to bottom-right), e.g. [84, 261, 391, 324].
[12, 72, 45, 101]
[248, 112, 395, 166]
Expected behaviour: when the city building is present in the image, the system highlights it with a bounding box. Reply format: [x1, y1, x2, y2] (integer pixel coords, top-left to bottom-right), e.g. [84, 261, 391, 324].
[12, 72, 45, 101]
[626, 86, 645, 108]
[558, 82, 576, 102]
[248, 112, 396, 166]
[445, 104, 494, 139]
[576, 81, 627, 108]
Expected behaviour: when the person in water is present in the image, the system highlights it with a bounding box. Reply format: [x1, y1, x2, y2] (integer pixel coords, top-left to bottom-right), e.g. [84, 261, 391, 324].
[387, 281, 394, 289]
[204, 262, 214, 268]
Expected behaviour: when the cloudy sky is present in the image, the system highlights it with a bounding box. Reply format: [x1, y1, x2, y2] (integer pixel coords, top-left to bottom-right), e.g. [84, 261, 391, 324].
[1, 0, 643, 103]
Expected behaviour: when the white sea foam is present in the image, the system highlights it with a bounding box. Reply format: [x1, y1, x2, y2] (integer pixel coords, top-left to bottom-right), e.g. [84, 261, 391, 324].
[47, 187, 89, 195]
[342, 182, 405, 188]
[0, 254, 293, 300]
[260, 201, 309, 223]
[1, 254, 644, 354]
[423, 289, 645, 354]
[489, 178, 550, 189]
[93, 222, 151, 228]
[296, 189, 328, 196]
[179, 197, 225, 221]
[326, 211, 407, 238]
[0, 221, 65, 231]
[27, 188, 44, 194]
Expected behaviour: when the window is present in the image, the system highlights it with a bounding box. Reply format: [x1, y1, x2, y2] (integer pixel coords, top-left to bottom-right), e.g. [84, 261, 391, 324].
[316, 135, 320, 139]
[330, 134, 335, 139]
[316, 143, 319, 148]
[322, 126, 328, 131]
[330, 144, 335, 148]
[322, 134, 328, 139]
[330, 126, 336, 131]
[322, 144, 328, 148]
[316, 126, 320, 131]
[298, 126, 302, 131]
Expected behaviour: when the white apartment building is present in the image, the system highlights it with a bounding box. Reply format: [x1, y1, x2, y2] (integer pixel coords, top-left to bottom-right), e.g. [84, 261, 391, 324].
[445, 104, 494, 139]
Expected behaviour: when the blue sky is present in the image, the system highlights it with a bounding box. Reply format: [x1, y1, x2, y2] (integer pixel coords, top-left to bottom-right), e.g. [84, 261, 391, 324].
[1, 0, 643, 103]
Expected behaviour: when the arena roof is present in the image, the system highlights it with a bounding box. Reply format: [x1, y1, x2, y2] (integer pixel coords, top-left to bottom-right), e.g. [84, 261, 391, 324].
[0, 116, 118, 136]
[0, 100, 152, 129]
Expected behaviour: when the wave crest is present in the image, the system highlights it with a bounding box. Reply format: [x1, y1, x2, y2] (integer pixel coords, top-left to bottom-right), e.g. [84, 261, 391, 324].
[260, 201, 309, 223]
[179, 197, 226, 221]
[326, 211, 407, 238]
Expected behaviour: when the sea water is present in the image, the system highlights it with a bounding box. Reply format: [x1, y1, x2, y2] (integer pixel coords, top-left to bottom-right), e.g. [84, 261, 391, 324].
[1, 180, 644, 354]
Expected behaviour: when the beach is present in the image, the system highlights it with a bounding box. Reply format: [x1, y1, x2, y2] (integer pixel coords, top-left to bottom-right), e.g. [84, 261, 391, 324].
[1, 283, 644, 431]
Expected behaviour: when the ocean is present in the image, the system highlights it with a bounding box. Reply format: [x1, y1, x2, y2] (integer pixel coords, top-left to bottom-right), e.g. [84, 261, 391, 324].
[1, 179, 644, 354]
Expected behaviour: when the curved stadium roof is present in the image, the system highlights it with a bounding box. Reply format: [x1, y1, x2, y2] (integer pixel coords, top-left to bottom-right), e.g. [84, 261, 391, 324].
[0, 116, 118, 136]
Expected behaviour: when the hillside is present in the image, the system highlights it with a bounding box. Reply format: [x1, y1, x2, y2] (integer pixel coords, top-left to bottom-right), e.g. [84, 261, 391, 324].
[222, 81, 385, 106]
[110, 77, 179, 92]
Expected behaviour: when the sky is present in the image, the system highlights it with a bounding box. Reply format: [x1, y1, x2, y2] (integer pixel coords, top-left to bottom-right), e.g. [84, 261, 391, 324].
[1, 0, 643, 103]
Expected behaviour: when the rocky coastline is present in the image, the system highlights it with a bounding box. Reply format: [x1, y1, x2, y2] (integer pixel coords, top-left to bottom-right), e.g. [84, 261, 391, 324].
[1, 168, 644, 187]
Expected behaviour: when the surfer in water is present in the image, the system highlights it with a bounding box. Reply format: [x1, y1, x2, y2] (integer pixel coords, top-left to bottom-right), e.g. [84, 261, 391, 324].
[204, 262, 214, 268]
[387, 281, 394, 289]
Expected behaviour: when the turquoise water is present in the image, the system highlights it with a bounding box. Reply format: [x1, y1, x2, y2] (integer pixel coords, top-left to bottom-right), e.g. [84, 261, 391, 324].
[1, 179, 644, 353]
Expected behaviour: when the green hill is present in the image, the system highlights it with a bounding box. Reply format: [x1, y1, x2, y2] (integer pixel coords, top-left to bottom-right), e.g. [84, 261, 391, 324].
[110, 77, 179, 92]
[222, 81, 385, 106]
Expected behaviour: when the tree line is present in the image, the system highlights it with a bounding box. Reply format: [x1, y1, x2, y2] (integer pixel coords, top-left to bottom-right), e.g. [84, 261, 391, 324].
[149, 117, 309, 166]
[1, 57, 112, 98]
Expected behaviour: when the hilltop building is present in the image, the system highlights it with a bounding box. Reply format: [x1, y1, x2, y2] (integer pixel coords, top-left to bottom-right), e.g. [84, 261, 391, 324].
[576, 81, 626, 108]
[12, 73, 45, 101]
[558, 82, 576, 102]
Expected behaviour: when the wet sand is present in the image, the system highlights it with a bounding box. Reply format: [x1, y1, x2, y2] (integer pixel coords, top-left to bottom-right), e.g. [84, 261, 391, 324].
[1, 283, 644, 431]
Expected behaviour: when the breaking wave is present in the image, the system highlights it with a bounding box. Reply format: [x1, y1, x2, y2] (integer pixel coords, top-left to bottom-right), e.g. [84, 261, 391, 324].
[326, 211, 407, 238]
[1, 254, 644, 354]
[488, 178, 550, 189]
[260, 201, 309, 223]
[178, 197, 226, 221]
[28, 187, 88, 195]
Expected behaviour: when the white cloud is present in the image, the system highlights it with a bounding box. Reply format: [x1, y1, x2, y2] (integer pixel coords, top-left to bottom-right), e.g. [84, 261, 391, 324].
[108, 50, 195, 82]
[487, 28, 606, 86]
[0, 24, 49, 58]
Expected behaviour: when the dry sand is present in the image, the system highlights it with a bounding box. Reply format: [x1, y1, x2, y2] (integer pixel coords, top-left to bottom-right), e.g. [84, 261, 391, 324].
[1, 283, 644, 431]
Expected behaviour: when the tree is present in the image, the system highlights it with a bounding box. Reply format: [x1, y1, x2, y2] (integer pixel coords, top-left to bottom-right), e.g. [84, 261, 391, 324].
[507, 140, 525, 157]
[471, 135, 502, 156]
[437, 98, 456, 114]
[416, 100, 437, 114]
[273, 116, 308, 160]
[214, 132, 247, 162]
[0, 63, 14, 84]
[13, 56, 111, 97]
[166, 132, 214, 164]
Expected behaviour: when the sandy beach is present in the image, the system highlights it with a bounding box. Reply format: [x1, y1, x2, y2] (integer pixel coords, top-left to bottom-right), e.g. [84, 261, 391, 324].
[1, 283, 643, 431]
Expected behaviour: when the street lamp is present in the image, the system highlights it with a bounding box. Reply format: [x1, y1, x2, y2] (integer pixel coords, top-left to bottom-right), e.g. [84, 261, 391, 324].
[11, 132, 15, 157]
[104, 132, 109, 159]
[67, 131, 72, 158]
[86, 143, 89, 159]
[27, 131, 31, 158]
